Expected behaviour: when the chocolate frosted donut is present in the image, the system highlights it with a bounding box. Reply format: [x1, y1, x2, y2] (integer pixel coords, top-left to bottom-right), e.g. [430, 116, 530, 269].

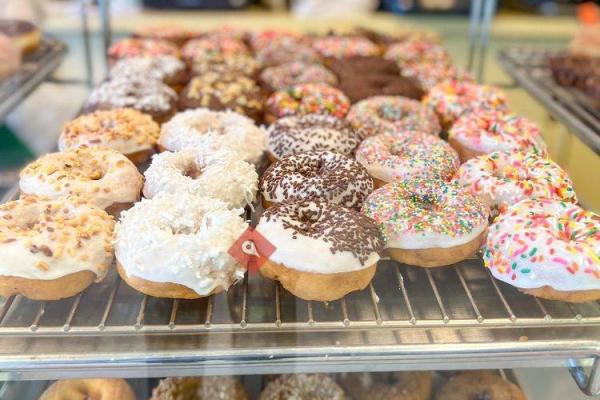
[179, 72, 264, 122]
[0, 19, 41, 54]
[260, 151, 373, 209]
[260, 62, 337, 92]
[267, 114, 361, 160]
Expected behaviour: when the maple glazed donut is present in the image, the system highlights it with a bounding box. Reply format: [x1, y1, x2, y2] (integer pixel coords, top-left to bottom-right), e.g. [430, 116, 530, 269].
[260, 151, 373, 209]
[483, 198, 600, 303]
[0, 195, 114, 300]
[455, 151, 577, 217]
[259, 374, 345, 400]
[107, 38, 179, 64]
[256, 200, 383, 301]
[39, 379, 135, 400]
[267, 114, 361, 161]
[355, 133, 460, 188]
[346, 96, 441, 140]
[59, 108, 160, 165]
[364, 179, 489, 267]
[19, 147, 143, 216]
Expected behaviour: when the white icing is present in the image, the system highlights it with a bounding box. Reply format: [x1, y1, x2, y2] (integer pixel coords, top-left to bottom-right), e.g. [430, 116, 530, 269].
[110, 56, 185, 82]
[85, 77, 177, 112]
[387, 223, 487, 249]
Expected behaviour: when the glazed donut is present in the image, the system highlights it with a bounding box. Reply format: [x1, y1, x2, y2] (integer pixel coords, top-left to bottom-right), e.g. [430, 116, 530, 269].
[115, 192, 248, 299]
[83, 77, 178, 123]
[312, 36, 380, 59]
[435, 371, 526, 400]
[346, 96, 441, 140]
[337, 371, 433, 400]
[19, 147, 143, 216]
[190, 54, 261, 78]
[158, 109, 266, 165]
[249, 30, 303, 51]
[0, 33, 21, 80]
[109, 55, 188, 88]
[355, 133, 460, 187]
[107, 38, 179, 64]
[260, 62, 337, 92]
[0, 19, 41, 54]
[448, 111, 547, 162]
[143, 149, 258, 209]
[256, 200, 383, 301]
[259, 374, 345, 400]
[179, 72, 264, 122]
[260, 151, 373, 209]
[267, 114, 361, 160]
[59, 108, 160, 165]
[483, 198, 600, 303]
[400, 62, 474, 92]
[384, 38, 450, 67]
[265, 83, 351, 123]
[423, 81, 508, 129]
[151, 376, 248, 400]
[39, 379, 135, 400]
[181, 36, 248, 64]
[0, 195, 114, 300]
[133, 25, 200, 46]
[455, 150, 577, 216]
[363, 179, 489, 267]
[255, 39, 320, 67]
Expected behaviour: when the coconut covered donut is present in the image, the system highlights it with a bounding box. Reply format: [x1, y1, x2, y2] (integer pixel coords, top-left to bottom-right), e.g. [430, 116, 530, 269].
[267, 114, 361, 160]
[19, 147, 143, 216]
[143, 149, 258, 209]
[158, 109, 266, 165]
[364, 179, 489, 267]
[423, 81, 508, 129]
[260, 62, 338, 92]
[355, 133, 460, 187]
[448, 111, 547, 162]
[109, 55, 188, 88]
[151, 376, 248, 400]
[0, 195, 114, 300]
[260, 151, 373, 209]
[256, 200, 383, 301]
[312, 36, 380, 59]
[483, 198, 600, 303]
[39, 379, 135, 400]
[346, 96, 441, 140]
[107, 38, 179, 64]
[115, 192, 248, 299]
[455, 151, 577, 217]
[259, 374, 345, 400]
[337, 371, 433, 400]
[59, 108, 160, 165]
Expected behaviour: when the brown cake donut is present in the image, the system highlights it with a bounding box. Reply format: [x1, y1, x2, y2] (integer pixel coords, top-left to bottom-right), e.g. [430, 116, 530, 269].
[39, 379, 135, 400]
[179, 72, 264, 122]
[338, 371, 433, 400]
[151, 376, 248, 400]
[0, 19, 41, 54]
[259, 374, 346, 400]
[435, 371, 527, 400]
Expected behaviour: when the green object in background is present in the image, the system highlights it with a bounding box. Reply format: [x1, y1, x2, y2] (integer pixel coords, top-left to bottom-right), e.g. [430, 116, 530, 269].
[0, 124, 35, 169]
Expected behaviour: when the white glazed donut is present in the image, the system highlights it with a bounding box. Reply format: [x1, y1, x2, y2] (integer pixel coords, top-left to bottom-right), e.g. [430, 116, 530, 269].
[19, 147, 143, 212]
[454, 151, 577, 216]
[158, 109, 266, 165]
[115, 192, 248, 297]
[143, 149, 258, 209]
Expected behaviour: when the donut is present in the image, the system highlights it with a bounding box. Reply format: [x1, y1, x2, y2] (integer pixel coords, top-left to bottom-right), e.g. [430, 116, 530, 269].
[0, 33, 21, 80]
[384, 38, 450, 67]
[0, 195, 114, 300]
[448, 111, 547, 162]
[83, 77, 178, 123]
[255, 39, 320, 67]
[190, 53, 261, 78]
[39, 379, 135, 400]
[203, 25, 248, 41]
[19, 147, 143, 216]
[355, 133, 460, 187]
[179, 72, 264, 122]
[259, 374, 346, 400]
[115, 192, 248, 299]
[158, 109, 266, 165]
[133, 25, 200, 46]
[249, 29, 303, 51]
[312, 36, 380, 59]
[260, 151, 373, 209]
[569, 25, 600, 58]
[267, 114, 361, 160]
[454, 151, 577, 217]
[59, 108, 160, 165]
[363, 179, 489, 267]
[435, 371, 526, 400]
[483, 198, 600, 303]
[256, 200, 383, 301]
[181, 36, 248, 64]
[265, 83, 351, 123]
[107, 38, 179, 64]
[260, 62, 337, 92]
[0, 19, 41, 54]
[400, 62, 474, 92]
[109, 55, 188, 89]
[337, 371, 433, 400]
[143, 149, 258, 209]
[423, 81, 509, 129]
[151, 376, 248, 400]
[346, 96, 441, 140]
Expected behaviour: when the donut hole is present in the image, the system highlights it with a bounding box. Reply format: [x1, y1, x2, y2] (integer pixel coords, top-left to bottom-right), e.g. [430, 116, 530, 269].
[182, 164, 202, 179]
[376, 105, 406, 122]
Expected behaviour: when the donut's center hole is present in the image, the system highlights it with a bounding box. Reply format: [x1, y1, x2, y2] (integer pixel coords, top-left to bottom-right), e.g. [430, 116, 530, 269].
[377, 106, 405, 122]
[183, 164, 202, 179]
[191, 118, 225, 135]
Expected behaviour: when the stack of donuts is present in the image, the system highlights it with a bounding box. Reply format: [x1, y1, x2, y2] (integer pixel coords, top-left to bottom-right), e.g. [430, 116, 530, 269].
[0, 24, 598, 305]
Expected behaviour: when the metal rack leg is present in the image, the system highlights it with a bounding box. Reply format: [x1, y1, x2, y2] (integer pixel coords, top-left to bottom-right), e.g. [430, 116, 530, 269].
[79, 0, 94, 88]
[98, 0, 112, 73]
[569, 357, 600, 396]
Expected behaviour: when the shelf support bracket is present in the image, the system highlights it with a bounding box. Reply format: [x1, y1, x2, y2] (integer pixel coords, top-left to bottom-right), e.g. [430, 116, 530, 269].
[569, 357, 600, 396]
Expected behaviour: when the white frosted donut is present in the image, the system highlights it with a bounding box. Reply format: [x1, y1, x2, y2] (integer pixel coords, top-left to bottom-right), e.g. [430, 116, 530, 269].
[19, 147, 143, 210]
[109, 55, 186, 85]
[143, 149, 258, 209]
[454, 151, 577, 216]
[158, 109, 266, 165]
[115, 192, 248, 296]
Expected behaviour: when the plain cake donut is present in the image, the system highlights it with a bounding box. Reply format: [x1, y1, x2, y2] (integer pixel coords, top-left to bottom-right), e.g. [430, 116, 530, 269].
[39, 379, 135, 400]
